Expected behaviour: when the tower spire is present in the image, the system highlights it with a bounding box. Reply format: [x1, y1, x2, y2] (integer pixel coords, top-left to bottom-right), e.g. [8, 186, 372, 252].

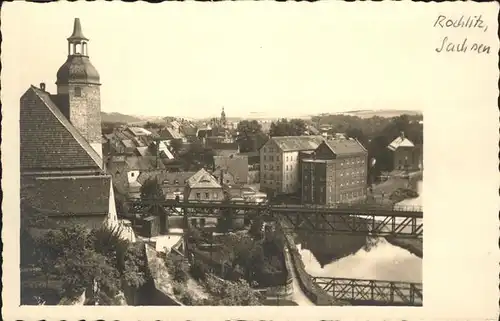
[66, 18, 89, 56]
[68, 18, 89, 42]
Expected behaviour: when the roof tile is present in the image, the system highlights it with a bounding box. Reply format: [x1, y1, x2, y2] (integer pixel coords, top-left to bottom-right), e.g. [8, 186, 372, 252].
[20, 86, 103, 171]
[23, 175, 110, 215]
[270, 135, 324, 152]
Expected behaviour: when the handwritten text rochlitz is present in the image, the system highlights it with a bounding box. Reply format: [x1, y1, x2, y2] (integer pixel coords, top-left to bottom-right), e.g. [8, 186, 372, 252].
[433, 15, 491, 54]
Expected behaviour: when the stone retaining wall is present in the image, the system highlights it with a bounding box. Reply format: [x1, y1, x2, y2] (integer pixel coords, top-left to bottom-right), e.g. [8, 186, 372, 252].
[284, 234, 345, 306]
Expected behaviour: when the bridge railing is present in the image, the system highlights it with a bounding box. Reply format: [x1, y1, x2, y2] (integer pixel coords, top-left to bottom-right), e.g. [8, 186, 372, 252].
[311, 276, 422, 306]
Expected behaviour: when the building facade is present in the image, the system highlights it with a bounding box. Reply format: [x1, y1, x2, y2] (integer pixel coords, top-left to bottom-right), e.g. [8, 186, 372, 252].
[301, 138, 368, 204]
[259, 136, 324, 196]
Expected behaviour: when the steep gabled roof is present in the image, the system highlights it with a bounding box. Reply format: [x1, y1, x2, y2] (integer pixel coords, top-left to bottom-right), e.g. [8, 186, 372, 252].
[20, 86, 103, 171]
[388, 135, 415, 151]
[271, 135, 324, 152]
[187, 168, 221, 189]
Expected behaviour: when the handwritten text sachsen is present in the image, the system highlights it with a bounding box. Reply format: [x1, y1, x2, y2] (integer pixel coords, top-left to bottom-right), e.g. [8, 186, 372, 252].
[434, 15, 491, 54]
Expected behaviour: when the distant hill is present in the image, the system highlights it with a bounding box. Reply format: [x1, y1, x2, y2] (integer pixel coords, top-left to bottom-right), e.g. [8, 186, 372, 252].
[101, 112, 144, 124]
[333, 109, 422, 119]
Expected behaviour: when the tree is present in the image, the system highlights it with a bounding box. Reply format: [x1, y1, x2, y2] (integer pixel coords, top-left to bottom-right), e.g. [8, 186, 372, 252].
[31, 224, 147, 305]
[269, 118, 307, 137]
[180, 140, 215, 171]
[202, 276, 263, 306]
[140, 177, 164, 200]
[56, 247, 120, 305]
[248, 217, 264, 240]
[169, 139, 183, 156]
[345, 127, 368, 147]
[32, 225, 121, 304]
[165, 253, 189, 283]
[236, 120, 263, 152]
[143, 122, 162, 129]
[90, 226, 147, 289]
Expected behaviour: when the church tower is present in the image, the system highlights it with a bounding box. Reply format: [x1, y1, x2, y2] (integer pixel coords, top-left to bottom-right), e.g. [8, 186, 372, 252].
[220, 107, 227, 127]
[55, 18, 103, 158]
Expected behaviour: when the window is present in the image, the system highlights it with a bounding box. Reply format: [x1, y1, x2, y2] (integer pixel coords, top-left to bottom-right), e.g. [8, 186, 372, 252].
[196, 193, 201, 199]
[205, 192, 209, 199]
[329, 186, 332, 192]
[74, 86, 82, 97]
[264, 165, 268, 170]
[286, 165, 289, 171]
[213, 192, 218, 199]
[270, 156, 274, 161]
[264, 155, 267, 161]
[130, 172, 135, 177]
[286, 156, 289, 161]
[277, 156, 280, 161]
[174, 179, 179, 184]
[320, 187, 324, 193]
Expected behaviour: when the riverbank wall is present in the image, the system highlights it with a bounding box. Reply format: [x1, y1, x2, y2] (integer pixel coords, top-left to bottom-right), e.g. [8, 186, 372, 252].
[283, 233, 346, 306]
[144, 244, 183, 306]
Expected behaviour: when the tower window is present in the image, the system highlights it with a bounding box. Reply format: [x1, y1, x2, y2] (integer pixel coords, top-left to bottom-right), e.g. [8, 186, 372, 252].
[74, 87, 82, 97]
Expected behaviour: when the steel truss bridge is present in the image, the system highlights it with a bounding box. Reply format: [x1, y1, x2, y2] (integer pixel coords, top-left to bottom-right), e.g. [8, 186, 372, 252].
[312, 276, 423, 306]
[127, 198, 423, 238]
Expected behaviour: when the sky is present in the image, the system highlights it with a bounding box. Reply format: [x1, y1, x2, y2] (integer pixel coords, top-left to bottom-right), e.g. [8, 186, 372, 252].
[0, 2, 493, 119]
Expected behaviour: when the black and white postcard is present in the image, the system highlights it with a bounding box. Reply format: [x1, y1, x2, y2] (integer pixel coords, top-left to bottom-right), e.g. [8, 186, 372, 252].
[2, 1, 498, 320]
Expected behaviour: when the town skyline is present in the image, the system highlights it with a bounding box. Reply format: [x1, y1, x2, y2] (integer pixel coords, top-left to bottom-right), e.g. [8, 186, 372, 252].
[3, 2, 427, 119]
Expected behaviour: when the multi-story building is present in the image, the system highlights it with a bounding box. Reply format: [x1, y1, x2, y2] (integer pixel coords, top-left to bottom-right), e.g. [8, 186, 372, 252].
[301, 138, 368, 204]
[259, 136, 325, 196]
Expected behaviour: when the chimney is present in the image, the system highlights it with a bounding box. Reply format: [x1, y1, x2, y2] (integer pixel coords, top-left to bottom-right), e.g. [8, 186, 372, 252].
[40, 83, 46, 91]
[400, 131, 405, 139]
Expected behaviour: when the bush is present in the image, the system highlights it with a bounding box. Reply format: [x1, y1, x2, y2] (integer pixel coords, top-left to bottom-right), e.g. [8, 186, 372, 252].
[166, 254, 189, 283]
[190, 260, 208, 281]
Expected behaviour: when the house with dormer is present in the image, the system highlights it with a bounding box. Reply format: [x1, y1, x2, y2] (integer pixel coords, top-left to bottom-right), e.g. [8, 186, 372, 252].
[185, 168, 224, 201]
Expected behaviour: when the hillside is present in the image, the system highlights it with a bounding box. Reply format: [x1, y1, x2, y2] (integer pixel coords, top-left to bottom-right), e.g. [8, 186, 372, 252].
[101, 112, 144, 124]
[334, 110, 422, 119]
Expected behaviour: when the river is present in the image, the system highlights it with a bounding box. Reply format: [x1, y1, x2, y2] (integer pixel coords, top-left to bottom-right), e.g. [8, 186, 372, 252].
[296, 181, 423, 284]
